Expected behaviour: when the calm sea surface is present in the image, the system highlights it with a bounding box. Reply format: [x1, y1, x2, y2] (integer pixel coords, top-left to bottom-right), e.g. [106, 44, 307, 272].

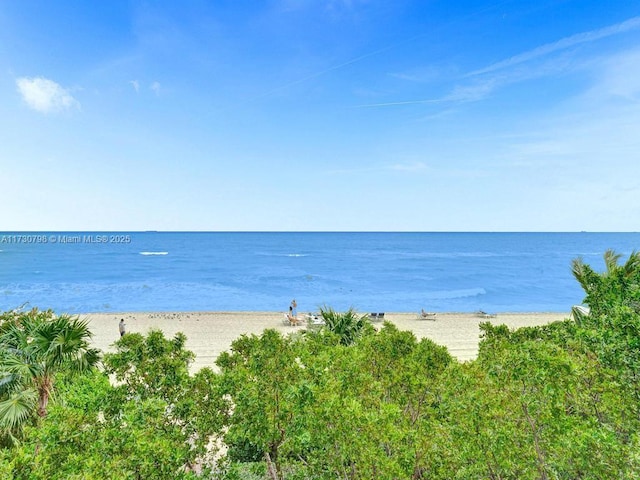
[1, 232, 638, 314]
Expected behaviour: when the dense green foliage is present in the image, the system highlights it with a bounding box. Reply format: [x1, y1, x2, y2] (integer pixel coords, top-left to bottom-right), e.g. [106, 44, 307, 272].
[0, 308, 99, 446]
[1, 250, 639, 478]
[0, 327, 220, 479]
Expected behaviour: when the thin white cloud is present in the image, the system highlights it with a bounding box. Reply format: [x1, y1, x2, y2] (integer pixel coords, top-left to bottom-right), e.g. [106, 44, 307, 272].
[326, 161, 429, 176]
[596, 48, 640, 99]
[16, 76, 80, 114]
[356, 98, 446, 108]
[388, 65, 455, 83]
[492, 55, 640, 181]
[467, 16, 640, 77]
[276, 0, 370, 14]
[389, 161, 428, 172]
[130, 80, 140, 92]
[356, 77, 500, 107]
[359, 16, 640, 109]
[150, 81, 161, 95]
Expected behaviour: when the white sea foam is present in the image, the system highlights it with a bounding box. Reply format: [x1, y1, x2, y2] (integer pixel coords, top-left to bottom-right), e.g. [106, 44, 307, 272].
[139, 251, 169, 256]
[255, 251, 309, 257]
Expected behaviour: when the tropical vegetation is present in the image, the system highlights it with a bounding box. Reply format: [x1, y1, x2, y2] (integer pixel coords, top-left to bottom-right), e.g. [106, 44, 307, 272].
[1, 250, 639, 479]
[0, 308, 99, 447]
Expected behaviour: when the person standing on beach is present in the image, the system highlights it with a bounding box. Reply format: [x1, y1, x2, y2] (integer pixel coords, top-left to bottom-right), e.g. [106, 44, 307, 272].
[119, 318, 126, 337]
[287, 300, 300, 326]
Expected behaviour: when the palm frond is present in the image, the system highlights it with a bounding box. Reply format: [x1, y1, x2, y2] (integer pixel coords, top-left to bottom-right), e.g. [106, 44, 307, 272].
[66, 348, 102, 373]
[1, 309, 99, 419]
[571, 257, 586, 282]
[0, 388, 37, 430]
[319, 307, 369, 346]
[0, 322, 30, 350]
[622, 250, 640, 277]
[603, 249, 623, 275]
[31, 314, 96, 369]
[0, 352, 37, 393]
[0, 373, 21, 396]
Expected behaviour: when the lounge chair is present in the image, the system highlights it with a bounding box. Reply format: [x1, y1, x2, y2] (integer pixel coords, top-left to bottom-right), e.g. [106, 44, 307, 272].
[418, 311, 437, 320]
[305, 313, 324, 325]
[305, 314, 325, 331]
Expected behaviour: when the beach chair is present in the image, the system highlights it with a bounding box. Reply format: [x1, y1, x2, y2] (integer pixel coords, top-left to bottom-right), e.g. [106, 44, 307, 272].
[369, 313, 378, 321]
[306, 313, 324, 325]
[305, 314, 324, 331]
[418, 311, 437, 321]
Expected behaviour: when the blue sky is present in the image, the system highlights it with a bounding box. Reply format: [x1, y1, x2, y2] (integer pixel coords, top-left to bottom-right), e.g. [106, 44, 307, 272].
[1, 0, 639, 231]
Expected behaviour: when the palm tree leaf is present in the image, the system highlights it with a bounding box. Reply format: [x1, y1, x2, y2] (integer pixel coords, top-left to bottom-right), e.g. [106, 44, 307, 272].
[2, 309, 99, 419]
[0, 371, 26, 396]
[319, 307, 369, 346]
[1, 349, 42, 381]
[623, 250, 640, 277]
[0, 388, 37, 430]
[30, 314, 97, 370]
[603, 249, 623, 274]
[66, 347, 102, 373]
[0, 322, 29, 350]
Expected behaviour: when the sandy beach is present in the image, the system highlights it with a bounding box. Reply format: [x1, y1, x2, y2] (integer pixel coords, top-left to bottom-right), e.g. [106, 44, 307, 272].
[85, 311, 570, 371]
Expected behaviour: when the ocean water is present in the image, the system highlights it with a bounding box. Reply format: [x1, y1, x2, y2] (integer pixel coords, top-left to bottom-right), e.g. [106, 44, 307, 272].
[0, 232, 638, 314]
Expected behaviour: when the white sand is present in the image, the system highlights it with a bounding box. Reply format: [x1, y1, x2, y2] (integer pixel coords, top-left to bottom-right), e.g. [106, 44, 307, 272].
[85, 311, 570, 371]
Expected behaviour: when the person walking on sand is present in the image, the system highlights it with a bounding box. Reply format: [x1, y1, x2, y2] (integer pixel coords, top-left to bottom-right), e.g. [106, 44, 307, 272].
[291, 299, 298, 318]
[119, 318, 126, 337]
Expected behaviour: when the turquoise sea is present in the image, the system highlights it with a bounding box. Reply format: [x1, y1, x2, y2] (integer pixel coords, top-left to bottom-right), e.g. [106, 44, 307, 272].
[0, 232, 638, 314]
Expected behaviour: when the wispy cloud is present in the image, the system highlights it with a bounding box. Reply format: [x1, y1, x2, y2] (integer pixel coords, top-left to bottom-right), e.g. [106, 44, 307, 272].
[16, 77, 80, 114]
[129, 80, 140, 92]
[595, 48, 640, 99]
[247, 44, 398, 104]
[467, 16, 640, 77]
[388, 65, 455, 84]
[276, 0, 371, 15]
[150, 81, 161, 95]
[357, 76, 502, 107]
[356, 98, 447, 108]
[326, 161, 429, 175]
[389, 161, 428, 172]
[493, 48, 640, 175]
[358, 16, 640, 109]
